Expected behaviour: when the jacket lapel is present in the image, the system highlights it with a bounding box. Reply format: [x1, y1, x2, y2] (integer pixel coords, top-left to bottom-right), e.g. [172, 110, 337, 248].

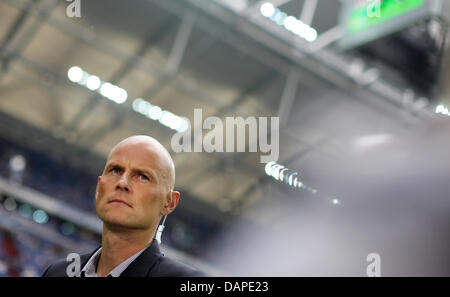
[78, 245, 101, 277]
[119, 240, 163, 277]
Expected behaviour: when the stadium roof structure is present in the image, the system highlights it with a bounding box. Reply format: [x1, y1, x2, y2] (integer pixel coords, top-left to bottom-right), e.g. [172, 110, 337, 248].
[0, 0, 447, 228]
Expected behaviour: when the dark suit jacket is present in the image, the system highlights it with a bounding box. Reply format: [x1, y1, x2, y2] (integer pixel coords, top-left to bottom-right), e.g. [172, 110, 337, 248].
[42, 240, 205, 277]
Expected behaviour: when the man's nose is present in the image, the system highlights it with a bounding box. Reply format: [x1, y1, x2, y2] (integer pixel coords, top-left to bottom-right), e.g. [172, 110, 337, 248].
[116, 172, 130, 192]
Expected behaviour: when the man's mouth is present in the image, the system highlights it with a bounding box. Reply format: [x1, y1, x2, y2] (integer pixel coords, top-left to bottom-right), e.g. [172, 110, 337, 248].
[108, 199, 132, 208]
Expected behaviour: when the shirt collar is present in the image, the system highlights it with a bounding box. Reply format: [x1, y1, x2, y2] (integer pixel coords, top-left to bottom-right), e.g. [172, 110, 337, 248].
[81, 246, 147, 277]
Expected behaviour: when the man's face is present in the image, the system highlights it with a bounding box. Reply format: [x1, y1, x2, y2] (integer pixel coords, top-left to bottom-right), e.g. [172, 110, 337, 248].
[95, 140, 170, 231]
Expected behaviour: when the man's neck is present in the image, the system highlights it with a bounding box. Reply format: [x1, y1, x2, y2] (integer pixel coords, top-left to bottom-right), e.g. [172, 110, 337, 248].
[96, 225, 156, 277]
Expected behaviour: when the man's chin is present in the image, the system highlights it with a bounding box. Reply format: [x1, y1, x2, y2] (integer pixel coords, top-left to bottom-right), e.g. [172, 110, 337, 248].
[99, 211, 133, 228]
[100, 214, 151, 231]
[103, 219, 137, 231]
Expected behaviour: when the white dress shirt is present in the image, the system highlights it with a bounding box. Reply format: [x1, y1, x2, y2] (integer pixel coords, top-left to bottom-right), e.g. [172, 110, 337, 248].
[81, 247, 146, 277]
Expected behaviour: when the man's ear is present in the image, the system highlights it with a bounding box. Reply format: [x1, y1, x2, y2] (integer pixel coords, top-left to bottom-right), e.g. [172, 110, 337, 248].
[161, 190, 180, 216]
[95, 176, 102, 201]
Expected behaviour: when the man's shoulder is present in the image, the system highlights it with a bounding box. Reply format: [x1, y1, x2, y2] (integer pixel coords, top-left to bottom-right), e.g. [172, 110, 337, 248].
[150, 255, 206, 277]
[42, 253, 92, 277]
[41, 245, 207, 277]
[130, 241, 206, 277]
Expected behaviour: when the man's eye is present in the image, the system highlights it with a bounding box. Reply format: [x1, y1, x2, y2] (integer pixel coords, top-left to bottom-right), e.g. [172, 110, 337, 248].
[139, 174, 149, 181]
[111, 168, 121, 174]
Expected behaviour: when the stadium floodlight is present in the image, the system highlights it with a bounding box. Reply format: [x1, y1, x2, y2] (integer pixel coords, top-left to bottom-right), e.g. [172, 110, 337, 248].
[9, 155, 26, 172]
[148, 105, 163, 120]
[264, 161, 318, 194]
[67, 66, 84, 83]
[169, 115, 182, 131]
[260, 2, 275, 18]
[288, 172, 297, 186]
[435, 104, 450, 116]
[32, 209, 49, 224]
[132, 98, 145, 113]
[86, 75, 101, 91]
[131, 97, 188, 132]
[100, 82, 114, 99]
[19, 204, 33, 218]
[279, 168, 289, 182]
[68, 67, 128, 104]
[99, 83, 127, 104]
[67, 67, 188, 133]
[271, 164, 284, 181]
[177, 118, 190, 133]
[3, 197, 17, 211]
[435, 104, 444, 113]
[265, 161, 276, 176]
[160, 111, 182, 130]
[260, 2, 318, 42]
[115, 87, 128, 104]
[109, 85, 120, 103]
[283, 16, 297, 32]
[304, 27, 318, 42]
[159, 111, 171, 127]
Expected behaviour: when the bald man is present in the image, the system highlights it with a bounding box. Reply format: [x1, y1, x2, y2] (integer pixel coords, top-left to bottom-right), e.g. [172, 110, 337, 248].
[43, 135, 204, 277]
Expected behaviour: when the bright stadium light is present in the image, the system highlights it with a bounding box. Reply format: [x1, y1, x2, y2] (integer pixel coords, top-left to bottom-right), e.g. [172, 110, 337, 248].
[160, 111, 179, 129]
[265, 161, 276, 175]
[67, 66, 187, 132]
[100, 83, 128, 104]
[260, 2, 318, 42]
[114, 87, 128, 104]
[32, 209, 49, 224]
[86, 75, 101, 91]
[288, 172, 297, 186]
[260, 2, 275, 17]
[133, 98, 152, 115]
[435, 104, 444, 113]
[68, 67, 128, 104]
[19, 204, 33, 218]
[109, 85, 121, 103]
[292, 175, 298, 187]
[131, 97, 188, 132]
[435, 104, 450, 116]
[169, 114, 182, 131]
[272, 10, 287, 26]
[177, 118, 190, 133]
[100, 82, 114, 99]
[283, 16, 297, 31]
[9, 155, 26, 172]
[3, 197, 17, 211]
[271, 164, 284, 180]
[148, 105, 163, 120]
[264, 161, 318, 194]
[279, 168, 289, 182]
[67, 66, 84, 83]
[132, 98, 145, 112]
[305, 28, 318, 42]
[159, 111, 170, 126]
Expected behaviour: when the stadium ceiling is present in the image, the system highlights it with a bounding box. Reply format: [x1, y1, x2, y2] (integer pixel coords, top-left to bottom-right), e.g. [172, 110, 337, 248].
[0, 0, 445, 225]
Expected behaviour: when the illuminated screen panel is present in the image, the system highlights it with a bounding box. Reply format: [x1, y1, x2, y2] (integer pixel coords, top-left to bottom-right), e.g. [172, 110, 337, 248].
[347, 0, 425, 34]
[339, 0, 445, 50]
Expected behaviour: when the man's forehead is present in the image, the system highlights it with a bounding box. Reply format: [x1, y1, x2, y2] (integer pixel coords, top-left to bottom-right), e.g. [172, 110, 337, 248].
[107, 141, 162, 165]
[104, 136, 175, 188]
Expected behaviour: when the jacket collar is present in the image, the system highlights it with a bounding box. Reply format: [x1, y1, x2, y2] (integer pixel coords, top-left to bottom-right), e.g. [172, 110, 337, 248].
[81, 240, 163, 277]
[80, 245, 102, 271]
[116, 239, 162, 277]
